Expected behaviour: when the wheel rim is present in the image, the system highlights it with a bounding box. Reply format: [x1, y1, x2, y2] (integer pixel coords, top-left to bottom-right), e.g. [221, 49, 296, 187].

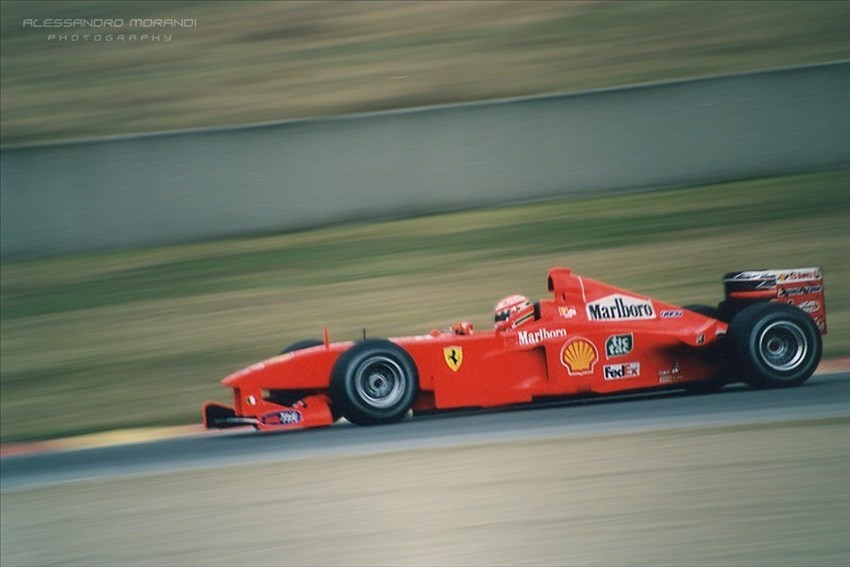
[757, 321, 808, 373]
[354, 355, 406, 408]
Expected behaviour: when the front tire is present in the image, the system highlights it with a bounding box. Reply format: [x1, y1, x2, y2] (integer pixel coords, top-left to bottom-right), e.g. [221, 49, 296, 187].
[330, 340, 418, 425]
[727, 302, 821, 388]
[279, 339, 323, 355]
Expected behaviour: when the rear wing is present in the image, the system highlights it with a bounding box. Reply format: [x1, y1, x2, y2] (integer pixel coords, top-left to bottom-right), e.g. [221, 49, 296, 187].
[723, 268, 826, 334]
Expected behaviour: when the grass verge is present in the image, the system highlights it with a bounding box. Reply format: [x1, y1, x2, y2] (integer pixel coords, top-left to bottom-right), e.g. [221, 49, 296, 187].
[1, 169, 848, 442]
[1, 0, 848, 144]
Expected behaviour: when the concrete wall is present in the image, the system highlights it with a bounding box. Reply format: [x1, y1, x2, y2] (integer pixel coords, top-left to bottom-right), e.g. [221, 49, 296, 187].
[2, 61, 848, 260]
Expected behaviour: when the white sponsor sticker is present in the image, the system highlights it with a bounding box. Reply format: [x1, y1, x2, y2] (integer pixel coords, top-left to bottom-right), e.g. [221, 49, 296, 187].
[661, 310, 683, 318]
[558, 306, 577, 319]
[516, 328, 567, 346]
[603, 362, 640, 380]
[797, 300, 820, 313]
[731, 268, 821, 282]
[586, 294, 656, 321]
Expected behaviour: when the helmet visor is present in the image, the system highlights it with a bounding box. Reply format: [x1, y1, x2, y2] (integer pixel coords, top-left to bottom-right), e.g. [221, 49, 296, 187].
[495, 309, 511, 323]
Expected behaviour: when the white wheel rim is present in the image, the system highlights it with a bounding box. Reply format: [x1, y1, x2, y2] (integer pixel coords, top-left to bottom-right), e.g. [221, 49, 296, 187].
[354, 355, 406, 408]
[757, 321, 808, 372]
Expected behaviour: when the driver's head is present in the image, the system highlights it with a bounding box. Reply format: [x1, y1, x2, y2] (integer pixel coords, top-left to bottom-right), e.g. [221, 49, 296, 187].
[494, 294, 534, 331]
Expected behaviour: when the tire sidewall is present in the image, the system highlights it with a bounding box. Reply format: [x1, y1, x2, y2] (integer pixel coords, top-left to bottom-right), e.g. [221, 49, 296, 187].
[729, 302, 821, 387]
[331, 340, 418, 424]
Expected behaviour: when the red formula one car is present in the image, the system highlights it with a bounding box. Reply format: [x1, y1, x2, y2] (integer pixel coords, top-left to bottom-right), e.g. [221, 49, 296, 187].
[203, 266, 826, 432]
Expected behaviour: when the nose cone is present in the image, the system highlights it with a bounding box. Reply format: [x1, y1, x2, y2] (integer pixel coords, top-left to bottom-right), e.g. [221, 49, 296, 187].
[221, 357, 281, 387]
[218, 344, 346, 391]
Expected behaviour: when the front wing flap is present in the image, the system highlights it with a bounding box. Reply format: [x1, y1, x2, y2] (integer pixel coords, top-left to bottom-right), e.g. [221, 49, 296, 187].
[203, 395, 334, 432]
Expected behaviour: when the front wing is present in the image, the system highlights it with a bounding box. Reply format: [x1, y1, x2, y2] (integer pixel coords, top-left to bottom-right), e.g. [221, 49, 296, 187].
[203, 394, 334, 432]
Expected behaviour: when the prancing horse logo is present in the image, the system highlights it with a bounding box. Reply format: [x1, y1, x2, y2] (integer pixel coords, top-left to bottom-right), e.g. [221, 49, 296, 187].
[443, 346, 463, 372]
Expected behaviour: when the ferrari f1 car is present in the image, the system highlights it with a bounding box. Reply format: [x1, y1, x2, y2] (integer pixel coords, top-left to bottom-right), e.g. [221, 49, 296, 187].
[203, 266, 826, 432]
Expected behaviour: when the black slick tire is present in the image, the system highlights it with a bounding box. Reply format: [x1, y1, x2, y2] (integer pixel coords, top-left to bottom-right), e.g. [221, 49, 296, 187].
[330, 339, 418, 426]
[727, 302, 821, 389]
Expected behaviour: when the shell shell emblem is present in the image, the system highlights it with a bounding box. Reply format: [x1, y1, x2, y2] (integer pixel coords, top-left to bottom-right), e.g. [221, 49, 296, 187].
[560, 337, 599, 375]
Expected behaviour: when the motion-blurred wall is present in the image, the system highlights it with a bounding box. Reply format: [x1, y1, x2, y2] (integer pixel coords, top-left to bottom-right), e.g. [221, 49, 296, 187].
[1, 61, 848, 259]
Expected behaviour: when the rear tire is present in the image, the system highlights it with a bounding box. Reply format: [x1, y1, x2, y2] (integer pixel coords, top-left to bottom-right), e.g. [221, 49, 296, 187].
[330, 340, 418, 426]
[727, 302, 821, 388]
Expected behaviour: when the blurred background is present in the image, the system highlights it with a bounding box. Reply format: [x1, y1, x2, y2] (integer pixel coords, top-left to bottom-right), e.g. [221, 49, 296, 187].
[2, 2, 849, 566]
[2, 0, 849, 144]
[1, 0, 848, 443]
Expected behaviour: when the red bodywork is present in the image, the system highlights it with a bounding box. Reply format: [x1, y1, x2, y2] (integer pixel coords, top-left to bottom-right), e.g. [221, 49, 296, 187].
[203, 266, 826, 432]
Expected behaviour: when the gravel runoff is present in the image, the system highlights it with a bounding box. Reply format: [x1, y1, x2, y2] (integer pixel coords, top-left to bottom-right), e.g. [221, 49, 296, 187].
[2, 418, 848, 567]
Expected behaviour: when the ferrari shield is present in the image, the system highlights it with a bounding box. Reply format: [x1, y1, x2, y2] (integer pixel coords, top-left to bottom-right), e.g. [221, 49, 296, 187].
[443, 346, 463, 372]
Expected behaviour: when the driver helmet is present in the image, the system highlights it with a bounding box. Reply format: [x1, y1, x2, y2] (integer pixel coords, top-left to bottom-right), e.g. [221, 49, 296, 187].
[494, 294, 534, 331]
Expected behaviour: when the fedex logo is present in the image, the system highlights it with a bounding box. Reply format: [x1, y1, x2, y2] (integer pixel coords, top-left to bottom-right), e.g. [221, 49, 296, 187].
[603, 362, 640, 380]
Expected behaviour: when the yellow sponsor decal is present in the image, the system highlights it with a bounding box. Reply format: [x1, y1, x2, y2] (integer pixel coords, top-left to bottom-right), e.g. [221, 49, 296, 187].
[560, 337, 598, 376]
[443, 346, 463, 372]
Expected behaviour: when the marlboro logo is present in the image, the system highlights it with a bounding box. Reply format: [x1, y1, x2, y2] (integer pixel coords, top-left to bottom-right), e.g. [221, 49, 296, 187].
[586, 294, 655, 321]
[517, 328, 567, 346]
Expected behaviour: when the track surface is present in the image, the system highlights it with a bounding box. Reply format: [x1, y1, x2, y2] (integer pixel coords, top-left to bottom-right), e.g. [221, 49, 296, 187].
[3, 373, 847, 492]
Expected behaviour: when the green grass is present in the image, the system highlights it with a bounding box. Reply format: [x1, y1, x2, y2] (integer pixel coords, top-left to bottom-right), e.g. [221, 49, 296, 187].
[1, 169, 848, 443]
[1, 0, 848, 145]
[1, 175, 844, 321]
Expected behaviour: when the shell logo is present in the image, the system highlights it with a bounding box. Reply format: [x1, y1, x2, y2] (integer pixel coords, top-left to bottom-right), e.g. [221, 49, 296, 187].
[560, 337, 599, 376]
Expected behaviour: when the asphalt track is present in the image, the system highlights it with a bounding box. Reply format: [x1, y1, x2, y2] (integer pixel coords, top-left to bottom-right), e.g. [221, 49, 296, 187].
[2, 372, 848, 492]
